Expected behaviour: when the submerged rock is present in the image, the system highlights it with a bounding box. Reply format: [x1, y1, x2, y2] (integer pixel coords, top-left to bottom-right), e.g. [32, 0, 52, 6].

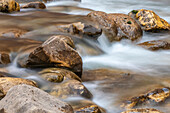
[18, 35, 82, 78]
[0, 84, 73, 113]
[128, 9, 170, 32]
[0, 52, 10, 65]
[122, 108, 163, 113]
[0, 77, 37, 99]
[138, 40, 170, 51]
[49, 79, 93, 99]
[21, 2, 46, 9]
[108, 13, 143, 41]
[56, 22, 102, 40]
[0, 0, 20, 13]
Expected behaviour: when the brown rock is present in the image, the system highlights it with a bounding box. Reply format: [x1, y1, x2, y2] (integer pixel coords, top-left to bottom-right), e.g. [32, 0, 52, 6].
[21, 2, 46, 9]
[128, 9, 170, 32]
[39, 68, 82, 82]
[0, 77, 37, 99]
[87, 11, 117, 42]
[0, 84, 73, 113]
[0, 53, 10, 65]
[0, 0, 20, 13]
[56, 22, 102, 40]
[122, 108, 163, 113]
[108, 13, 143, 41]
[49, 79, 93, 99]
[18, 35, 82, 78]
[138, 40, 170, 51]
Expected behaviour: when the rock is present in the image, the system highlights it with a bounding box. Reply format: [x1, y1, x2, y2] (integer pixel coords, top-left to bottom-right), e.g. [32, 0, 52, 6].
[128, 9, 170, 32]
[0, 0, 20, 13]
[56, 22, 102, 40]
[67, 100, 105, 113]
[138, 40, 170, 51]
[49, 79, 93, 99]
[108, 13, 143, 41]
[0, 52, 10, 65]
[0, 77, 37, 99]
[122, 87, 170, 109]
[0, 84, 73, 113]
[18, 35, 82, 78]
[39, 68, 82, 82]
[87, 11, 117, 42]
[121, 108, 163, 113]
[21, 2, 46, 9]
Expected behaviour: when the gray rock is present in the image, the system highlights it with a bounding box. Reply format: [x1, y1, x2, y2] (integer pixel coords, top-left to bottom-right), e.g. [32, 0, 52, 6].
[0, 84, 73, 113]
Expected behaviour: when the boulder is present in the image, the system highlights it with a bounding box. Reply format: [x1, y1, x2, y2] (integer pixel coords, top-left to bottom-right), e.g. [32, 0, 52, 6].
[18, 35, 82, 78]
[0, 0, 20, 13]
[0, 52, 10, 65]
[56, 22, 102, 40]
[49, 79, 93, 99]
[21, 2, 46, 9]
[121, 108, 163, 113]
[0, 77, 37, 99]
[108, 13, 143, 41]
[39, 68, 81, 82]
[0, 84, 73, 113]
[128, 9, 170, 32]
[87, 11, 117, 42]
[138, 40, 170, 51]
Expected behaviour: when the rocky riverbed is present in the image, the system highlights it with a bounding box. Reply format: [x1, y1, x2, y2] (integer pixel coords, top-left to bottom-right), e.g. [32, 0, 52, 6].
[0, 0, 170, 113]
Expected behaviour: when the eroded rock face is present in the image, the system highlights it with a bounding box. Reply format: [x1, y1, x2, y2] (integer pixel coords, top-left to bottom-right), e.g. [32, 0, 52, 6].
[138, 40, 170, 51]
[0, 0, 20, 13]
[49, 79, 93, 99]
[0, 84, 74, 113]
[56, 22, 102, 40]
[108, 13, 143, 41]
[18, 35, 82, 77]
[0, 77, 37, 99]
[122, 108, 163, 113]
[21, 2, 46, 9]
[122, 87, 170, 109]
[87, 11, 117, 42]
[39, 68, 81, 82]
[128, 9, 170, 32]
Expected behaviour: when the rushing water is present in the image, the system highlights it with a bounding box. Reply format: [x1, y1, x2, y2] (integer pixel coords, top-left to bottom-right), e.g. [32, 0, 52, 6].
[1, 0, 170, 112]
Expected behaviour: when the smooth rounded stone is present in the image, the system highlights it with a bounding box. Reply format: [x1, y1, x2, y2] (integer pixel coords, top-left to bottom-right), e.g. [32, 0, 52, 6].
[128, 9, 170, 32]
[39, 68, 82, 82]
[49, 79, 93, 99]
[55, 22, 102, 40]
[0, 52, 10, 65]
[0, 77, 37, 99]
[21, 2, 46, 9]
[122, 87, 170, 109]
[108, 13, 143, 41]
[18, 35, 82, 78]
[121, 108, 164, 113]
[67, 100, 105, 113]
[0, 0, 20, 13]
[87, 11, 118, 42]
[0, 84, 73, 113]
[138, 40, 170, 51]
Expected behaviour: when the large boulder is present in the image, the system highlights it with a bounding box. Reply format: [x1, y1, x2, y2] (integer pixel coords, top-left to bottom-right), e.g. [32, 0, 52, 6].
[138, 40, 170, 51]
[0, 52, 10, 65]
[108, 13, 143, 41]
[18, 35, 82, 77]
[87, 11, 117, 42]
[0, 84, 73, 113]
[122, 108, 163, 113]
[0, 0, 20, 13]
[128, 9, 170, 32]
[21, 2, 46, 9]
[0, 77, 37, 99]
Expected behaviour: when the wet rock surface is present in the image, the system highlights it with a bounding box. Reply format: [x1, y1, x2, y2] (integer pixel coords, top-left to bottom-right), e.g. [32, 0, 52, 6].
[0, 84, 74, 113]
[0, 53, 10, 65]
[138, 40, 170, 51]
[21, 2, 46, 9]
[128, 9, 170, 32]
[0, 0, 20, 13]
[0, 77, 37, 99]
[122, 108, 163, 113]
